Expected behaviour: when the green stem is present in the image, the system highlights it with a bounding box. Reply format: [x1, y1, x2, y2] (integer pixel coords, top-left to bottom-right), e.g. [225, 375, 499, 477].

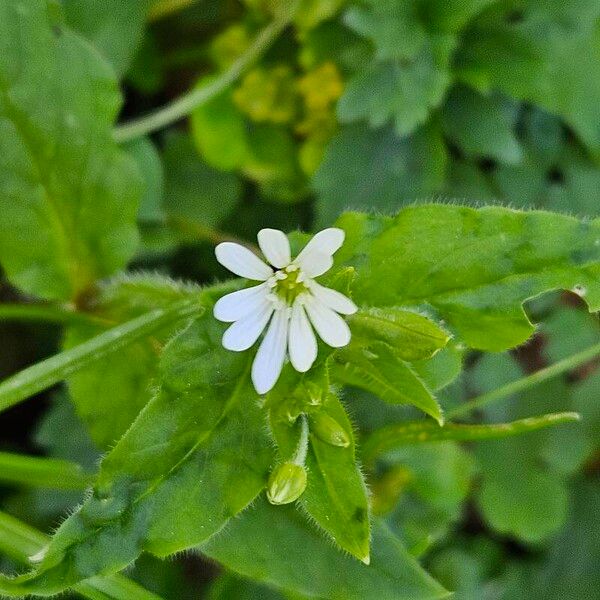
[0, 304, 108, 327]
[0, 452, 93, 490]
[362, 412, 580, 462]
[292, 414, 309, 466]
[168, 217, 259, 252]
[0, 511, 162, 600]
[448, 340, 600, 418]
[0, 299, 202, 415]
[113, 6, 297, 143]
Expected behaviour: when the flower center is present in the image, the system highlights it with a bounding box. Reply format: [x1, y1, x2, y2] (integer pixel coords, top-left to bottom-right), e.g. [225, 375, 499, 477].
[273, 266, 309, 305]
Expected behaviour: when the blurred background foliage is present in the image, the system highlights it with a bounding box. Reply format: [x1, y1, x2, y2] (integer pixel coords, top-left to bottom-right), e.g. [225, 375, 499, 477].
[1, 0, 599, 597]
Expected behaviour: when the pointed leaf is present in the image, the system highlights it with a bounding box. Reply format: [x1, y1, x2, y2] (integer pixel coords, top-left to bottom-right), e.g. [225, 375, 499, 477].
[332, 343, 444, 424]
[0, 316, 273, 595]
[269, 387, 370, 562]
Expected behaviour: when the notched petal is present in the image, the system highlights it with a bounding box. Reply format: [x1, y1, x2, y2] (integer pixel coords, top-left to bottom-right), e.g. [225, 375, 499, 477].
[258, 228, 291, 269]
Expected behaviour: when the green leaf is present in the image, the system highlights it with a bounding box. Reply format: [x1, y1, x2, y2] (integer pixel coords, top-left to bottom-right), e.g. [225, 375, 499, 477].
[442, 85, 522, 164]
[362, 412, 581, 463]
[63, 0, 150, 76]
[125, 137, 165, 223]
[348, 307, 450, 362]
[190, 85, 251, 171]
[269, 385, 370, 562]
[334, 204, 600, 351]
[476, 437, 569, 544]
[338, 36, 454, 136]
[0, 315, 273, 595]
[468, 353, 575, 543]
[411, 342, 464, 392]
[0, 510, 162, 600]
[0, 0, 141, 300]
[343, 1, 426, 62]
[162, 132, 241, 228]
[418, 0, 496, 33]
[201, 497, 449, 600]
[314, 124, 446, 227]
[207, 573, 285, 600]
[374, 442, 475, 551]
[64, 274, 201, 448]
[456, 1, 600, 154]
[332, 342, 444, 424]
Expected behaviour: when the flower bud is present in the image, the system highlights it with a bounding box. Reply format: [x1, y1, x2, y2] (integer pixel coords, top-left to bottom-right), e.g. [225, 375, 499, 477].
[267, 462, 307, 505]
[310, 413, 350, 448]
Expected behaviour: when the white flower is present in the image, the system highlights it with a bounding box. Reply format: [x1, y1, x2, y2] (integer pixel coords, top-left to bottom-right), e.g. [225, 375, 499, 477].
[214, 228, 357, 394]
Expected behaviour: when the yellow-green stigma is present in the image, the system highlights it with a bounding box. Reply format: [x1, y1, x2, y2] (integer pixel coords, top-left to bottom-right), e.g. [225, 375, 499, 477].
[273, 266, 308, 305]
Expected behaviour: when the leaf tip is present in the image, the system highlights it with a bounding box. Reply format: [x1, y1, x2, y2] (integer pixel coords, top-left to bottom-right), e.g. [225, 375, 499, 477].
[360, 553, 370, 566]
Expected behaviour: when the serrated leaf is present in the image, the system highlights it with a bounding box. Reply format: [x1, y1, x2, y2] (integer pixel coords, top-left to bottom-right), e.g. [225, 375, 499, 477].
[201, 497, 449, 600]
[0, 315, 273, 595]
[314, 123, 447, 227]
[338, 36, 454, 136]
[349, 307, 450, 362]
[63, 0, 150, 76]
[332, 342, 444, 424]
[456, 1, 600, 154]
[269, 384, 370, 562]
[64, 274, 200, 449]
[0, 0, 141, 301]
[334, 205, 600, 351]
[343, 1, 426, 62]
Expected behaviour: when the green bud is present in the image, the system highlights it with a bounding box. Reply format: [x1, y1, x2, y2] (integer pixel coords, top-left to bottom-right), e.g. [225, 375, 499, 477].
[267, 462, 307, 505]
[310, 413, 350, 448]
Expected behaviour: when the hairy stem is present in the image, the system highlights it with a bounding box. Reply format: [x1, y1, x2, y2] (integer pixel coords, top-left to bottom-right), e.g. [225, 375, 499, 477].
[0, 304, 108, 327]
[0, 452, 93, 490]
[113, 5, 298, 143]
[448, 341, 600, 418]
[0, 299, 202, 415]
[293, 414, 310, 466]
[362, 412, 580, 462]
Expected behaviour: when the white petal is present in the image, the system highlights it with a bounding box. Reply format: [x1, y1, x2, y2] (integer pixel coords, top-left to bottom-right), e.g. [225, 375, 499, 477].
[308, 281, 357, 315]
[294, 228, 345, 277]
[304, 296, 351, 348]
[252, 308, 289, 394]
[213, 283, 270, 322]
[288, 301, 317, 373]
[257, 229, 291, 269]
[298, 252, 334, 278]
[222, 301, 273, 351]
[215, 242, 273, 280]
